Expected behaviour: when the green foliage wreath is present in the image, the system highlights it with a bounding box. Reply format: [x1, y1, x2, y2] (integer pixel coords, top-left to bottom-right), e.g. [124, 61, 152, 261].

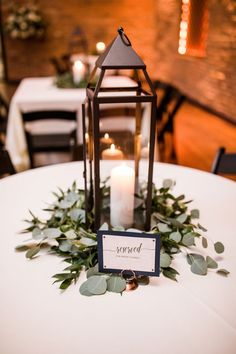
[16, 179, 229, 296]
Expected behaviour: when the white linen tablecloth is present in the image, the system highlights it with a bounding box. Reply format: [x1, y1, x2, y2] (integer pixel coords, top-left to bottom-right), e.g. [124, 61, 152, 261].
[6, 76, 150, 171]
[0, 162, 235, 354]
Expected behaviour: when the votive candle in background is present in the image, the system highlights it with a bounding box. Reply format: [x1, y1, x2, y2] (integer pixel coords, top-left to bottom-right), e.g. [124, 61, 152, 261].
[100, 133, 114, 146]
[102, 144, 124, 160]
[72, 59, 86, 84]
[110, 163, 135, 228]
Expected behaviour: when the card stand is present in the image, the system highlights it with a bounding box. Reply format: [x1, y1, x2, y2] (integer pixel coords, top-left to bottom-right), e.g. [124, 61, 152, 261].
[120, 269, 138, 291]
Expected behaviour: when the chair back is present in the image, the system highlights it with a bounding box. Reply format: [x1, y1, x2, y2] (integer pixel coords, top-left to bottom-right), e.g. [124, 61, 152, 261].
[21, 110, 77, 168]
[0, 148, 16, 177]
[211, 147, 236, 175]
[98, 105, 142, 156]
[0, 93, 9, 136]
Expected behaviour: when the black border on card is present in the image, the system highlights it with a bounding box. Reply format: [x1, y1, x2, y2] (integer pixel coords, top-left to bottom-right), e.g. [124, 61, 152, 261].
[97, 230, 160, 277]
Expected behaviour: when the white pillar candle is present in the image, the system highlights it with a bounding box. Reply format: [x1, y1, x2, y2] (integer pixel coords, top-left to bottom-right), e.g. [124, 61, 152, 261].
[110, 163, 135, 228]
[72, 60, 85, 84]
[102, 144, 124, 160]
[141, 142, 150, 159]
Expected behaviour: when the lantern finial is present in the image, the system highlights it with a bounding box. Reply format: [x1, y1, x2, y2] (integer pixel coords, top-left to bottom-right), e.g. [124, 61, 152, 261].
[117, 27, 131, 46]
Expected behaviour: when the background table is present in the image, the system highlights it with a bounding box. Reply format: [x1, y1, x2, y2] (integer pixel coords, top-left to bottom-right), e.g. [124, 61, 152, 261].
[0, 162, 236, 354]
[6, 75, 148, 171]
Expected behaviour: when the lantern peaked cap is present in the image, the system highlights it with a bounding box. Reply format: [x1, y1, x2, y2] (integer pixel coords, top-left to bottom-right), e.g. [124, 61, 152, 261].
[96, 27, 146, 70]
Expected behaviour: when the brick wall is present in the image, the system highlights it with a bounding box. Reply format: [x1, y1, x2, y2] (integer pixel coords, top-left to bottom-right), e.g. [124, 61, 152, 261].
[154, 0, 236, 122]
[1, 0, 157, 79]
[1, 0, 236, 121]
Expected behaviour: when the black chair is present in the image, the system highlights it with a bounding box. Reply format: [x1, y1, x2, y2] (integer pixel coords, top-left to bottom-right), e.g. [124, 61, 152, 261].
[0, 93, 9, 145]
[154, 81, 185, 161]
[21, 110, 78, 168]
[211, 147, 236, 175]
[0, 148, 16, 177]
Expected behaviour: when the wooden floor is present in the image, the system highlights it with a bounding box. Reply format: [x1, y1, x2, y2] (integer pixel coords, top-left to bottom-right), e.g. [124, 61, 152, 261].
[173, 101, 236, 179]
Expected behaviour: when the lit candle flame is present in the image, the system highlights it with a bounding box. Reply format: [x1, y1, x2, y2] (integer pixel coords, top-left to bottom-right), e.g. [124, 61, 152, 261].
[110, 144, 115, 151]
[74, 59, 84, 70]
[104, 133, 109, 139]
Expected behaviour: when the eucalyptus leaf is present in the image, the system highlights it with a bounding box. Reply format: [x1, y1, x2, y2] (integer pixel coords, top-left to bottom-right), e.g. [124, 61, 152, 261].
[163, 179, 173, 189]
[79, 281, 94, 296]
[169, 231, 182, 243]
[206, 256, 218, 269]
[137, 276, 150, 286]
[32, 227, 43, 240]
[60, 278, 73, 290]
[15, 244, 30, 252]
[52, 273, 75, 281]
[214, 242, 224, 254]
[54, 210, 64, 218]
[217, 269, 230, 276]
[190, 258, 207, 275]
[170, 247, 179, 254]
[187, 253, 204, 265]
[66, 191, 79, 204]
[176, 194, 185, 201]
[202, 236, 208, 248]
[69, 208, 85, 222]
[197, 223, 207, 232]
[43, 228, 61, 239]
[176, 214, 188, 224]
[59, 199, 74, 209]
[86, 276, 107, 295]
[59, 240, 72, 252]
[160, 253, 172, 268]
[99, 222, 109, 231]
[112, 225, 125, 231]
[107, 276, 126, 293]
[182, 232, 195, 247]
[65, 229, 77, 240]
[126, 228, 142, 233]
[162, 267, 179, 281]
[191, 209, 200, 219]
[26, 246, 40, 259]
[87, 264, 100, 278]
[78, 237, 97, 247]
[157, 222, 172, 233]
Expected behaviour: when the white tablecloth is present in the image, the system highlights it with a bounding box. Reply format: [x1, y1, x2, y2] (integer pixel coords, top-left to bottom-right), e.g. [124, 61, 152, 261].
[0, 162, 235, 354]
[6, 76, 150, 171]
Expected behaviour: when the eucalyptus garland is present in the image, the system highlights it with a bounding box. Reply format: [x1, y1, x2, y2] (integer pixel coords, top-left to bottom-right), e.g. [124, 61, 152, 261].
[16, 179, 229, 296]
[54, 72, 89, 89]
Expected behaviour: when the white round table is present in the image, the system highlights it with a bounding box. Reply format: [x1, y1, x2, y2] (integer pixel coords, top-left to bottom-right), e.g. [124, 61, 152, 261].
[0, 162, 235, 354]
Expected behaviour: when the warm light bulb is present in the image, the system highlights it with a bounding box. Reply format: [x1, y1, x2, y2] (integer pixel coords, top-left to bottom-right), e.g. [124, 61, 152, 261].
[179, 38, 186, 46]
[180, 21, 188, 30]
[178, 46, 187, 55]
[179, 29, 187, 39]
[96, 42, 106, 54]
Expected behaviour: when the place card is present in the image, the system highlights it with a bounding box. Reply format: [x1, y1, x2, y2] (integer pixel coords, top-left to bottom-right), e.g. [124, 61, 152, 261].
[97, 230, 160, 276]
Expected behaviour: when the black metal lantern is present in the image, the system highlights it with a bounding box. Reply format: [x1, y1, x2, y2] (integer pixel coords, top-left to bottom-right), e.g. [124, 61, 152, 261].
[82, 28, 157, 231]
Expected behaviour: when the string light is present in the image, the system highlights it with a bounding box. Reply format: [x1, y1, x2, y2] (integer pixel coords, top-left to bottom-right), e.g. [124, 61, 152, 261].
[178, 0, 190, 55]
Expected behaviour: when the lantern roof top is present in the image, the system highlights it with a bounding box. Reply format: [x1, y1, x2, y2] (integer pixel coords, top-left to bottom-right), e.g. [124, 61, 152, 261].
[96, 27, 146, 69]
